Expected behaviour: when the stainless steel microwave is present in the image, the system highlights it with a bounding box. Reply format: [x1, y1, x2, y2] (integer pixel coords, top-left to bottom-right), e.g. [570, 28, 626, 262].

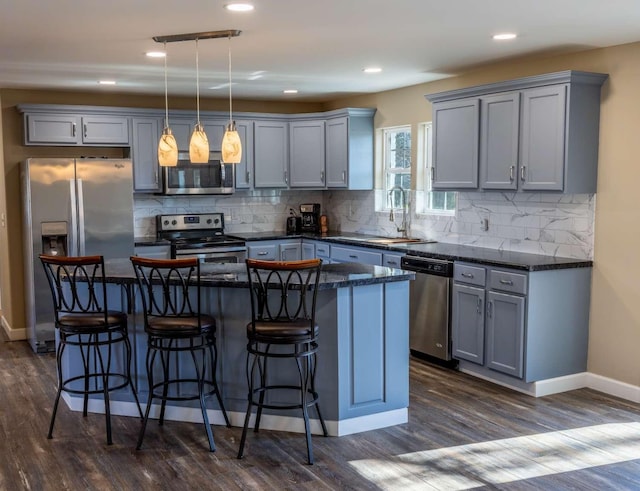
[162, 152, 234, 195]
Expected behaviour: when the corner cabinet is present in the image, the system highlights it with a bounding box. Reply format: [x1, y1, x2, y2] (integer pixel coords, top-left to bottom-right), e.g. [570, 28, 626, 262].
[289, 120, 326, 188]
[426, 70, 608, 194]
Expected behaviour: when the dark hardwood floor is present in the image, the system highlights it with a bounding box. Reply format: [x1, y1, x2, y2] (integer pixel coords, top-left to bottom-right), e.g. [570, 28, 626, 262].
[1, 332, 639, 490]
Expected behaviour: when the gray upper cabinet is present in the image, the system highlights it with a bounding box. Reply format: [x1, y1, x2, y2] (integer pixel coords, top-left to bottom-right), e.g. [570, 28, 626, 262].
[325, 109, 375, 190]
[131, 117, 162, 193]
[254, 120, 289, 188]
[24, 112, 129, 146]
[480, 92, 520, 190]
[289, 120, 326, 188]
[426, 70, 608, 193]
[233, 120, 254, 189]
[432, 98, 480, 189]
[169, 118, 195, 151]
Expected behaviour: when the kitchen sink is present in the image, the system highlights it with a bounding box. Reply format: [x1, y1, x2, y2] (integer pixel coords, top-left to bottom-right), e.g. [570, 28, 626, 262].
[331, 236, 433, 245]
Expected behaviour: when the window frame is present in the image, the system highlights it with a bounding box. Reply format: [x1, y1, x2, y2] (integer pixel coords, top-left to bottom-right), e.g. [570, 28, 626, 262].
[381, 125, 412, 210]
[418, 122, 457, 215]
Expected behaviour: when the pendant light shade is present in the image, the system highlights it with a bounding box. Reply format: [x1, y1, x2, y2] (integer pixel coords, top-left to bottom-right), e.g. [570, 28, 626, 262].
[221, 34, 242, 164]
[189, 38, 210, 163]
[158, 42, 178, 167]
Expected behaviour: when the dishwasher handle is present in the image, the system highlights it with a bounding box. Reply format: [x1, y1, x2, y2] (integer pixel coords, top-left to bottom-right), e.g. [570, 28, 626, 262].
[400, 256, 453, 277]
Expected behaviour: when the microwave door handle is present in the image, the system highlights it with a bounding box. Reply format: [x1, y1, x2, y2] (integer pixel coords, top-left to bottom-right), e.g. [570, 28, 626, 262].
[220, 163, 226, 182]
[77, 178, 86, 256]
[69, 179, 79, 256]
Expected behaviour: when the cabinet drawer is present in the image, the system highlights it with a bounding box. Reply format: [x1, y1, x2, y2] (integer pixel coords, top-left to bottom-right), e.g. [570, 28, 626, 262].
[331, 246, 382, 265]
[383, 253, 404, 268]
[315, 243, 330, 258]
[454, 263, 486, 287]
[247, 244, 277, 260]
[489, 270, 527, 295]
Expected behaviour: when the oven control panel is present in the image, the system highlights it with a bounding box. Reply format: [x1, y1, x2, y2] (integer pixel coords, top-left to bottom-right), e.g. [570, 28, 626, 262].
[157, 213, 224, 232]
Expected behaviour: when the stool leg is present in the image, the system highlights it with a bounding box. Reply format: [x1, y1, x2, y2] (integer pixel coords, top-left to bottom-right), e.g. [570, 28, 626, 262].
[254, 344, 270, 433]
[81, 336, 90, 417]
[95, 335, 113, 445]
[137, 344, 155, 450]
[208, 340, 230, 428]
[123, 331, 143, 418]
[192, 348, 215, 452]
[237, 349, 259, 459]
[296, 354, 314, 465]
[159, 340, 172, 426]
[48, 338, 65, 439]
[310, 349, 328, 437]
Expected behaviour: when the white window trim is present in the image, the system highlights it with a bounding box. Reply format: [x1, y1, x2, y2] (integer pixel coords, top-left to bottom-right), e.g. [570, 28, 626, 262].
[380, 125, 412, 211]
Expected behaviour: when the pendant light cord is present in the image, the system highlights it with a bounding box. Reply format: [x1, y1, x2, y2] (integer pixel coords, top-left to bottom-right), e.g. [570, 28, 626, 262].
[195, 38, 201, 124]
[163, 41, 169, 128]
[228, 35, 233, 126]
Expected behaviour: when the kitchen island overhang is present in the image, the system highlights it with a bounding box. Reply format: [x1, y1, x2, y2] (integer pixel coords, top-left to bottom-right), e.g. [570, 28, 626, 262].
[58, 260, 414, 437]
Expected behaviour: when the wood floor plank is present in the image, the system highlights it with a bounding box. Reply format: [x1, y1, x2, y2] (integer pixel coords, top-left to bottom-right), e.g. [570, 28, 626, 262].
[1, 332, 639, 490]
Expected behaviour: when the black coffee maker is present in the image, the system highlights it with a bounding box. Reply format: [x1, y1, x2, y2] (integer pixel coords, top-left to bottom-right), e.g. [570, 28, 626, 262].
[300, 203, 321, 233]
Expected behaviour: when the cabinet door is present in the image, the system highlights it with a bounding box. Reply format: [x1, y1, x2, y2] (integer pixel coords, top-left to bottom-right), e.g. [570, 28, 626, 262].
[330, 245, 382, 265]
[432, 98, 479, 189]
[520, 85, 567, 191]
[233, 120, 254, 189]
[254, 121, 288, 188]
[279, 242, 301, 261]
[480, 93, 520, 190]
[169, 119, 195, 151]
[131, 117, 162, 192]
[247, 244, 277, 260]
[325, 116, 348, 188]
[486, 291, 525, 378]
[382, 253, 404, 268]
[302, 242, 315, 260]
[81, 116, 129, 145]
[26, 113, 81, 144]
[290, 120, 326, 188]
[202, 120, 226, 152]
[452, 283, 485, 364]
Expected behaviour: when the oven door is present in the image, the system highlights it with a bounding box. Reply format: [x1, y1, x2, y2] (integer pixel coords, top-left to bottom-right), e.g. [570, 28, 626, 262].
[175, 246, 247, 264]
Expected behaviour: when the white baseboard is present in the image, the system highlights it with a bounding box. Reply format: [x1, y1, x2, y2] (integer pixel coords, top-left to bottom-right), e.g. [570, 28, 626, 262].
[586, 373, 640, 403]
[533, 372, 589, 397]
[60, 393, 407, 437]
[1, 315, 26, 341]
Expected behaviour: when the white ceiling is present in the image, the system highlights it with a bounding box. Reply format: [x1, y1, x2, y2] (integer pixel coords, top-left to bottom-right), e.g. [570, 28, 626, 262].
[1, 0, 639, 102]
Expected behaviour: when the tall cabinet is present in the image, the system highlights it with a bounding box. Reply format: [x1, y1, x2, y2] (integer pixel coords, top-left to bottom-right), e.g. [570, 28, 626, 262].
[426, 70, 608, 194]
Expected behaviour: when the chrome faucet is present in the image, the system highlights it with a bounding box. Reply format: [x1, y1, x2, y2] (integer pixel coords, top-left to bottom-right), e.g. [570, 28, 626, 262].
[388, 186, 409, 238]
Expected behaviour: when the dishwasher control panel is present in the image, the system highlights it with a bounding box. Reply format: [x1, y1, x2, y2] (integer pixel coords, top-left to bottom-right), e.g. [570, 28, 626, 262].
[401, 256, 453, 277]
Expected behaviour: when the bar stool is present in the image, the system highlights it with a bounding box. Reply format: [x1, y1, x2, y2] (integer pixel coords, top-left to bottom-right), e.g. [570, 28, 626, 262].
[130, 256, 230, 452]
[39, 254, 142, 445]
[238, 258, 328, 465]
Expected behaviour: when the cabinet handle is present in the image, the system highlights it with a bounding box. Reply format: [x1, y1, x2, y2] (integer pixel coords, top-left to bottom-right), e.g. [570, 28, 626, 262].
[258, 251, 269, 256]
[499, 279, 514, 285]
[284, 170, 288, 184]
[246, 170, 251, 183]
[509, 165, 515, 181]
[387, 260, 397, 265]
[83, 124, 87, 138]
[320, 170, 325, 182]
[476, 297, 482, 314]
[349, 254, 358, 259]
[430, 167, 435, 181]
[487, 300, 493, 318]
[520, 165, 526, 182]
[155, 170, 158, 185]
[72, 123, 76, 137]
[342, 170, 346, 182]
[461, 272, 474, 279]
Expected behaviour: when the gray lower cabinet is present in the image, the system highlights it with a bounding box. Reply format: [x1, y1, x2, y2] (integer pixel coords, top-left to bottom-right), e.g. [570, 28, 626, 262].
[330, 245, 382, 265]
[247, 240, 301, 261]
[131, 117, 162, 192]
[279, 242, 301, 261]
[289, 120, 326, 188]
[24, 113, 130, 146]
[382, 253, 404, 268]
[301, 242, 315, 260]
[452, 261, 591, 383]
[254, 121, 289, 188]
[426, 70, 608, 194]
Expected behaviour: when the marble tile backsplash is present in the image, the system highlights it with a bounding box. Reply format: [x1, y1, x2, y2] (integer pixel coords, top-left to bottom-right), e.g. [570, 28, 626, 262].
[134, 189, 595, 260]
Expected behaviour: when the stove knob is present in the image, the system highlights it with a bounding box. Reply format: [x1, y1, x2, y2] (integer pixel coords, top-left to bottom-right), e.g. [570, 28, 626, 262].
[163, 220, 169, 226]
[171, 220, 177, 225]
[207, 219, 212, 224]
[214, 218, 220, 225]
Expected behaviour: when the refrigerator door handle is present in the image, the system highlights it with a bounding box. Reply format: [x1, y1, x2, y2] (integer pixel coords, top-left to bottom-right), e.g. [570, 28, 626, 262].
[77, 178, 86, 256]
[69, 179, 79, 256]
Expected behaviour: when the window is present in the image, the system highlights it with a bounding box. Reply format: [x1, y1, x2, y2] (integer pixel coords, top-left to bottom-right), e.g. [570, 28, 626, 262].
[383, 126, 411, 209]
[420, 122, 456, 214]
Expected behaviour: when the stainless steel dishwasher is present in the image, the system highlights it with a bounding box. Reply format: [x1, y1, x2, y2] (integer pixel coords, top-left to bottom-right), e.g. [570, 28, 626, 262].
[400, 255, 454, 362]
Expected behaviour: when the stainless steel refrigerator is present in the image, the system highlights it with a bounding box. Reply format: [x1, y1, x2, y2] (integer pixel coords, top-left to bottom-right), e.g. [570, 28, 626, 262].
[21, 158, 135, 353]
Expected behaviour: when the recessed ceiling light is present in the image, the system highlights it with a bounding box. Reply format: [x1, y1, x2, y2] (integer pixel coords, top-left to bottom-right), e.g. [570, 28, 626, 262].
[493, 33, 517, 40]
[225, 2, 254, 12]
[146, 51, 166, 58]
[98, 80, 116, 85]
[363, 67, 382, 74]
[283, 89, 298, 94]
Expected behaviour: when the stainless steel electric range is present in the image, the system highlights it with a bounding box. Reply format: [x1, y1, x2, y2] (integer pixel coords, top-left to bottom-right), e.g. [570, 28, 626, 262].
[156, 213, 246, 264]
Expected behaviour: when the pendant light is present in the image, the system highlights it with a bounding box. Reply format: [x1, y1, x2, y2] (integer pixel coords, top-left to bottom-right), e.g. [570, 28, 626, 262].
[221, 35, 242, 164]
[158, 42, 178, 167]
[189, 38, 210, 163]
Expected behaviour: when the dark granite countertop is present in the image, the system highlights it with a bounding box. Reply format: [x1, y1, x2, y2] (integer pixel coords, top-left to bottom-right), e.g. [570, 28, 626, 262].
[134, 237, 171, 247]
[230, 231, 592, 272]
[104, 258, 414, 289]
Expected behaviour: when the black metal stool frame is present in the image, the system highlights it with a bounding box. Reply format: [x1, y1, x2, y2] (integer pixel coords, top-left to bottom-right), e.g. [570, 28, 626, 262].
[40, 254, 142, 445]
[238, 258, 328, 465]
[131, 256, 230, 452]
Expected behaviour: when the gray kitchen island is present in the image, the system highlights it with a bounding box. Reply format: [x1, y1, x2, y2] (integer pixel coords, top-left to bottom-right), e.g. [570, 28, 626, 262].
[58, 260, 414, 437]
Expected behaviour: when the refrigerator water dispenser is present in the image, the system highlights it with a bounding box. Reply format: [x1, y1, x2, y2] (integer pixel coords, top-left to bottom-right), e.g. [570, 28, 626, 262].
[41, 221, 68, 256]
